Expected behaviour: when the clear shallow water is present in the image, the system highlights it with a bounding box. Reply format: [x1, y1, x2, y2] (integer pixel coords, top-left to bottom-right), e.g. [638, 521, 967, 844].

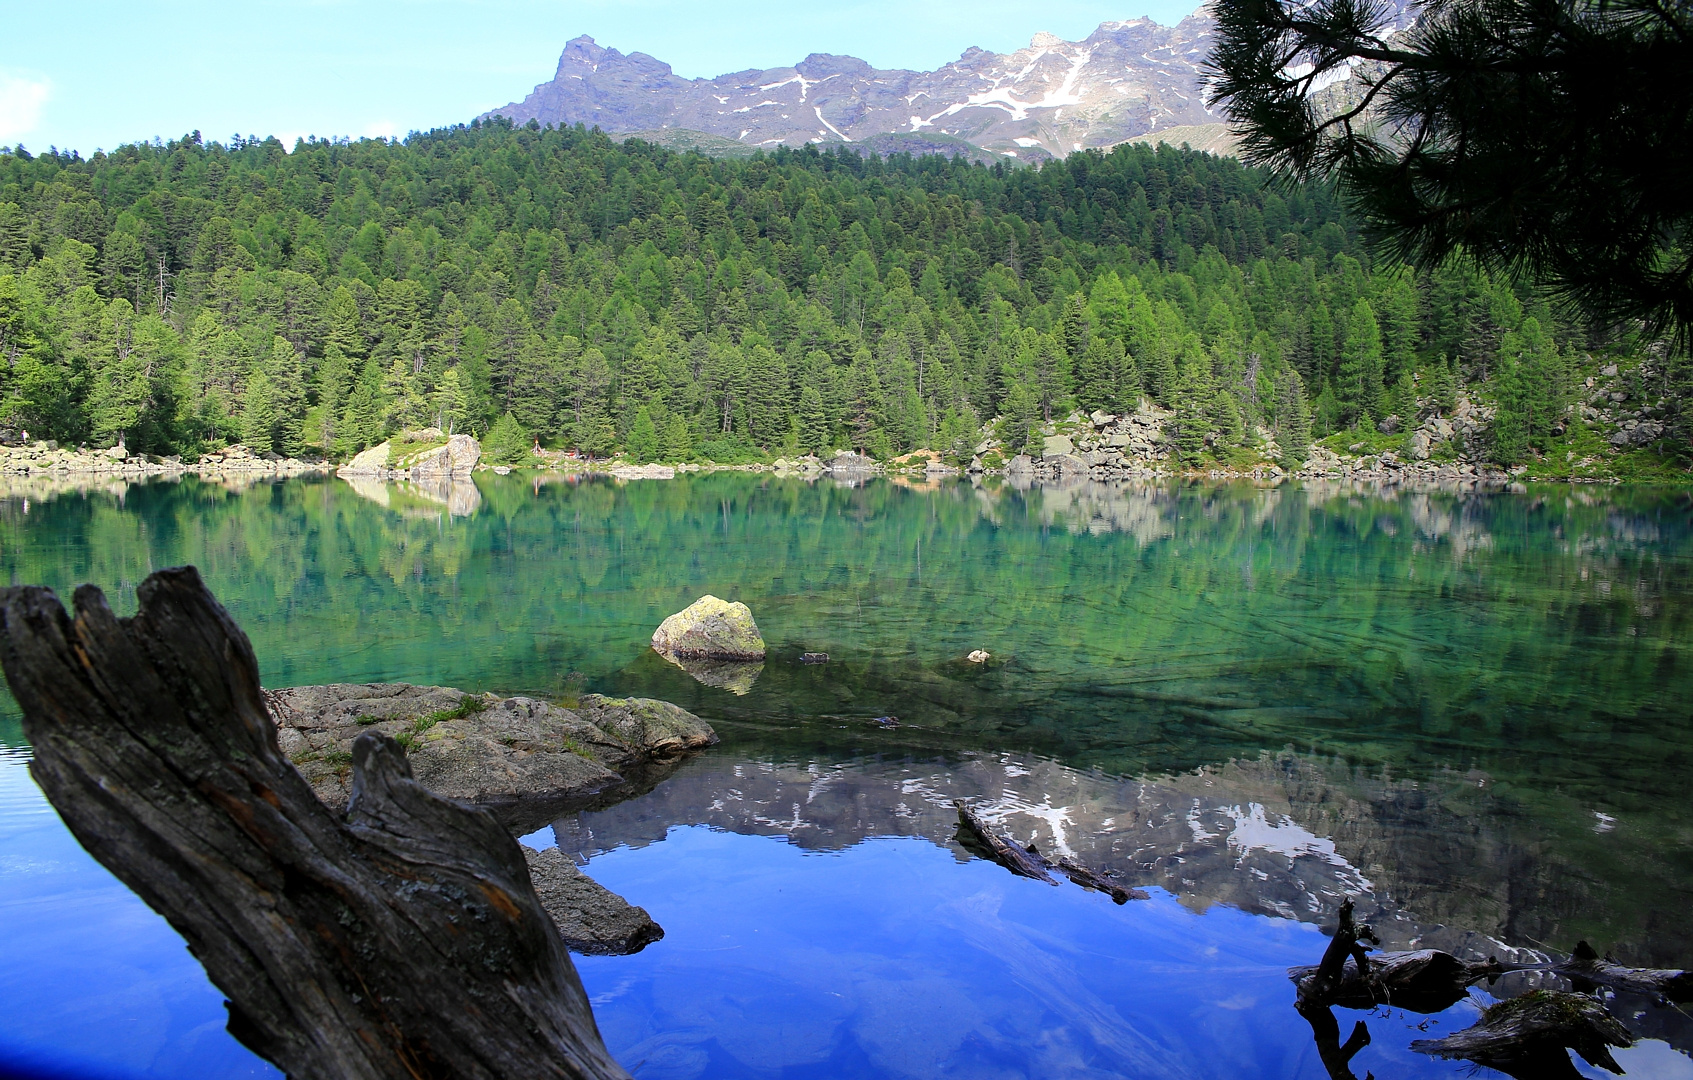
[1, 472, 1691, 1078]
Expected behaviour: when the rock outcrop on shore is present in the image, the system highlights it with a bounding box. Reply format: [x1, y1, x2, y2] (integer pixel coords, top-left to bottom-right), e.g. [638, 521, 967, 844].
[610, 463, 676, 480]
[0, 440, 324, 478]
[266, 682, 717, 834]
[337, 430, 481, 480]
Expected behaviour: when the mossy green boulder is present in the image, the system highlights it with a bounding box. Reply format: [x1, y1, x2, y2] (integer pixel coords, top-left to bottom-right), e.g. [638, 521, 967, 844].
[651, 595, 766, 661]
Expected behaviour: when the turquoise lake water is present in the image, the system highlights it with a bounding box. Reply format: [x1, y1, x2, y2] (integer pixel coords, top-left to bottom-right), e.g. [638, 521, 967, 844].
[1, 472, 1690, 1079]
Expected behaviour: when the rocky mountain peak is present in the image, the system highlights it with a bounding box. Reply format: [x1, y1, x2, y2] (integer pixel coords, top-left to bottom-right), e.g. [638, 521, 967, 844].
[487, 10, 1261, 161]
[794, 53, 877, 79]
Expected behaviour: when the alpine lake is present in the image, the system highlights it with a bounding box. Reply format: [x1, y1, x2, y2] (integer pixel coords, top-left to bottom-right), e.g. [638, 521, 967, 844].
[2, 469, 1691, 1080]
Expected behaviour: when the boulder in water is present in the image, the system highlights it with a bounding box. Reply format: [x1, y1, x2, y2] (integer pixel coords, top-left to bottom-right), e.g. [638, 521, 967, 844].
[652, 595, 766, 661]
[524, 847, 664, 955]
[266, 682, 716, 834]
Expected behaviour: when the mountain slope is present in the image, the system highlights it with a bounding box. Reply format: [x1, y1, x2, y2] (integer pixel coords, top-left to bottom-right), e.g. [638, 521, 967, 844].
[485, 14, 1231, 161]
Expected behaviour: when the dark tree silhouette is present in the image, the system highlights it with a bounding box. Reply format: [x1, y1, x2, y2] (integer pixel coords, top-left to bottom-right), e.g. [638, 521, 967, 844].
[1208, 0, 1693, 345]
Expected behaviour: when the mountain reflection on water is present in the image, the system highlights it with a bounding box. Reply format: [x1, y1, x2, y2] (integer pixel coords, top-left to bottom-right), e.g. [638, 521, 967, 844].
[0, 473, 1690, 1078]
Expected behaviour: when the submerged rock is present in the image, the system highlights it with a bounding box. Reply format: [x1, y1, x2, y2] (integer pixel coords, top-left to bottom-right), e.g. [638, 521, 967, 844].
[652, 595, 766, 661]
[524, 847, 664, 955]
[266, 682, 716, 833]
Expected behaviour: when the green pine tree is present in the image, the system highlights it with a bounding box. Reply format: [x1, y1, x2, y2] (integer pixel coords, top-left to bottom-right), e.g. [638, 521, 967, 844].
[1276, 370, 1313, 467]
[1169, 358, 1216, 465]
[242, 371, 276, 455]
[625, 406, 659, 463]
[1001, 378, 1042, 455]
[1337, 299, 1385, 429]
[798, 385, 829, 455]
[661, 413, 693, 462]
[482, 412, 530, 466]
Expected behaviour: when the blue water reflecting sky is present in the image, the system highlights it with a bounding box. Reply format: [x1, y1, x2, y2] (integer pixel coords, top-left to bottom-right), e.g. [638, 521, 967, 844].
[570, 824, 1468, 1080]
[6, 743, 1692, 1079]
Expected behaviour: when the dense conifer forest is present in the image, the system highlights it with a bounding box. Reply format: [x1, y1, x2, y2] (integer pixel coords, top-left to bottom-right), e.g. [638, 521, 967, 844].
[0, 118, 1675, 469]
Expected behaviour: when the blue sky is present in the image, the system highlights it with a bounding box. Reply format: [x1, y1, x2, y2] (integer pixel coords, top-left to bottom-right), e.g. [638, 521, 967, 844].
[2, 0, 1202, 155]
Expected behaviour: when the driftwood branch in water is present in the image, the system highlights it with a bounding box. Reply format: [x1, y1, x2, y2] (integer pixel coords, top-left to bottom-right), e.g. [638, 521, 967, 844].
[1296, 1002, 1374, 1080]
[1291, 898, 1510, 1014]
[0, 567, 629, 1080]
[1054, 855, 1149, 904]
[953, 801, 1059, 884]
[952, 802, 1148, 902]
[1412, 990, 1634, 1079]
[1295, 899, 1380, 1008]
[1556, 941, 1693, 1003]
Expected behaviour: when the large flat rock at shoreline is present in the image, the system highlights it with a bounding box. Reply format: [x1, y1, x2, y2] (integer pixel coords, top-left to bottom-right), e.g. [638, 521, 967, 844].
[524, 847, 664, 955]
[266, 683, 717, 833]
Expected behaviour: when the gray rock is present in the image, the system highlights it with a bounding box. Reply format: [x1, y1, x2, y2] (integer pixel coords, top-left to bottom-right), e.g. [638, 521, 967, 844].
[1089, 410, 1117, 428]
[1042, 434, 1075, 458]
[267, 683, 716, 832]
[524, 847, 664, 955]
[1004, 454, 1034, 475]
[1048, 453, 1088, 477]
[826, 450, 877, 472]
[610, 463, 676, 480]
[338, 434, 481, 479]
[652, 594, 766, 661]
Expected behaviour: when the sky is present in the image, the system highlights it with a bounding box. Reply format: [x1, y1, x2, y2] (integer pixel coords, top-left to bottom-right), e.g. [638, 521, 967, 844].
[2, 0, 1202, 156]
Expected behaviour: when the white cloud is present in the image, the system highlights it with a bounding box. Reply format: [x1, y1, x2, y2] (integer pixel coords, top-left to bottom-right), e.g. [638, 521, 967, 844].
[0, 71, 50, 143]
[362, 120, 399, 140]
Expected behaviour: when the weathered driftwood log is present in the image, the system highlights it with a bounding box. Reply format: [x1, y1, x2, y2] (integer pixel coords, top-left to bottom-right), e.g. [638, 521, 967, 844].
[1295, 899, 1380, 1009]
[1053, 855, 1150, 905]
[0, 567, 630, 1080]
[1556, 940, 1693, 1003]
[1296, 1002, 1373, 1080]
[953, 801, 1058, 884]
[1411, 989, 1634, 1079]
[1294, 948, 1505, 1013]
[1290, 898, 1508, 1014]
[953, 802, 1148, 902]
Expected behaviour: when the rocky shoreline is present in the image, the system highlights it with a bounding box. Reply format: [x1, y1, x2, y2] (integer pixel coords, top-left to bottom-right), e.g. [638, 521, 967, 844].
[266, 681, 718, 955]
[0, 440, 326, 478]
[1, 369, 1666, 490]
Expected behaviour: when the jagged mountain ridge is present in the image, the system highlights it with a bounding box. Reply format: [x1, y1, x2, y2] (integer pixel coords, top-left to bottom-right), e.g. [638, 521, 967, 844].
[485, 14, 1239, 161]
